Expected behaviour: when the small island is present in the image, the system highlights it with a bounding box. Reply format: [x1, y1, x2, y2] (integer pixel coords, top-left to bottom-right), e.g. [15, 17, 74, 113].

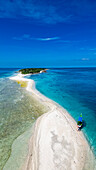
[19, 68, 47, 74]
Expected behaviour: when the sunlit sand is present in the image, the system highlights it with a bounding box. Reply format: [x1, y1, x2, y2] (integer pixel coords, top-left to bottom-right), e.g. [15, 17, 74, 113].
[8, 73, 96, 170]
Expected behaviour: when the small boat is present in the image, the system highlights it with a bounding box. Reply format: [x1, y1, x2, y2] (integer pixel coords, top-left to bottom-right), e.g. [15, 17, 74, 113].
[77, 113, 83, 130]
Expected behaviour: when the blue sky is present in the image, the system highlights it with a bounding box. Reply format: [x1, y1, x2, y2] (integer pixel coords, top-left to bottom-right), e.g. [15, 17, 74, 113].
[0, 0, 96, 67]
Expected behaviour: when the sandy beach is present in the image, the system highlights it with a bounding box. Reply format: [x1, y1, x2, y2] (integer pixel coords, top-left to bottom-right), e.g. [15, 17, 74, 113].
[9, 73, 96, 170]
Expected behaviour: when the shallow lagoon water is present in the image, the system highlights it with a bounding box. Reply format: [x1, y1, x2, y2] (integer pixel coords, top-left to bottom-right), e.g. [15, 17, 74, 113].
[0, 70, 47, 169]
[0, 67, 96, 169]
[30, 68, 96, 156]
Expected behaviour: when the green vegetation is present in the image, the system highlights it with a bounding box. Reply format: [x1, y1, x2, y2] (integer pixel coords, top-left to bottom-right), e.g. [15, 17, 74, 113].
[19, 68, 46, 74]
[77, 121, 82, 126]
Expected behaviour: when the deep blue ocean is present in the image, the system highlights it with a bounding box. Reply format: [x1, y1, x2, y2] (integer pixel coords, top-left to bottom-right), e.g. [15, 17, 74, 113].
[0, 67, 96, 168]
[0, 68, 19, 78]
[30, 68, 96, 156]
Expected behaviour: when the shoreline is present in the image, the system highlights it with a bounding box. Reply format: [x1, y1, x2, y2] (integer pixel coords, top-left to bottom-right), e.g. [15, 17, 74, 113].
[8, 73, 96, 170]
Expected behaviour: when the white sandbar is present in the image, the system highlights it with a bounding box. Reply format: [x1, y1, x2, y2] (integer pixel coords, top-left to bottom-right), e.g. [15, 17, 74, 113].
[9, 73, 96, 170]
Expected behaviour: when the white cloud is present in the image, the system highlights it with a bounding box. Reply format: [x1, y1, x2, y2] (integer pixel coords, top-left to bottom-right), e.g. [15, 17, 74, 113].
[89, 48, 96, 51]
[1, 0, 96, 24]
[0, 0, 72, 24]
[37, 37, 60, 41]
[13, 37, 23, 40]
[22, 34, 30, 39]
[80, 48, 85, 50]
[13, 35, 60, 41]
[81, 58, 89, 61]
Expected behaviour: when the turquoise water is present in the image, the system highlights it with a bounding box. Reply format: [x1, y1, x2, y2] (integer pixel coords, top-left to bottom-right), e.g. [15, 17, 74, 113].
[1, 67, 96, 169]
[30, 68, 96, 156]
[0, 69, 47, 169]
